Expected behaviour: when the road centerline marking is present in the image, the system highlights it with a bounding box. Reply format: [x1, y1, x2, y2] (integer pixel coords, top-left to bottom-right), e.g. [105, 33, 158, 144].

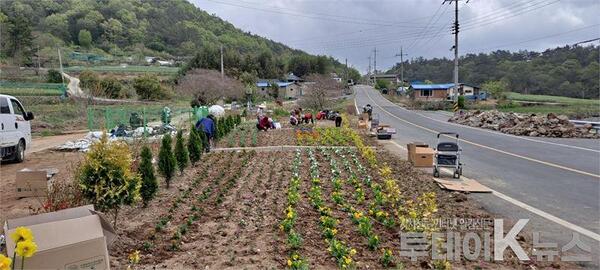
[372, 126, 600, 242]
[360, 87, 600, 179]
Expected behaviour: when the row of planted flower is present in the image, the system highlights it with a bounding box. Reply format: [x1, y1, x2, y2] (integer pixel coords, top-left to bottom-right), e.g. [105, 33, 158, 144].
[342, 118, 450, 268]
[280, 149, 309, 269]
[307, 148, 357, 269]
[320, 147, 395, 267]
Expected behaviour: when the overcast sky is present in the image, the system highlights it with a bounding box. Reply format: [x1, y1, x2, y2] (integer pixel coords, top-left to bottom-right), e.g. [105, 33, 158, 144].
[191, 0, 600, 73]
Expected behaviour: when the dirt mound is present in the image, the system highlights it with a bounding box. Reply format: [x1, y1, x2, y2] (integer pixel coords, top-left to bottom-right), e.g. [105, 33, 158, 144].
[449, 110, 599, 138]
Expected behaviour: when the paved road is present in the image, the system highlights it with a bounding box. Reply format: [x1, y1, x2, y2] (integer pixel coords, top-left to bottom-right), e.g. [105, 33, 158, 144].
[354, 85, 600, 267]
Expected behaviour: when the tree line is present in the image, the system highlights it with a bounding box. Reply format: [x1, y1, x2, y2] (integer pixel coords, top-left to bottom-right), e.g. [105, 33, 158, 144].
[0, 0, 359, 81]
[387, 45, 599, 99]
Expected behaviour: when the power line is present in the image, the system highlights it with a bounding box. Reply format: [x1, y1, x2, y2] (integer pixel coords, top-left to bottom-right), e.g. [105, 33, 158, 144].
[573, 37, 600, 46]
[305, 0, 561, 52]
[468, 24, 600, 51]
[204, 0, 438, 27]
[406, 3, 448, 51]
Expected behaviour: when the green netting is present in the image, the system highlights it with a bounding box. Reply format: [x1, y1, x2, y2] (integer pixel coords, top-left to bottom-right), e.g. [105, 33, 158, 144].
[86, 106, 200, 133]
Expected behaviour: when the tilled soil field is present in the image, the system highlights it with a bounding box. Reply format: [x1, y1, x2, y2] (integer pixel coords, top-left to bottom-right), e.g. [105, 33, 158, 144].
[109, 141, 573, 269]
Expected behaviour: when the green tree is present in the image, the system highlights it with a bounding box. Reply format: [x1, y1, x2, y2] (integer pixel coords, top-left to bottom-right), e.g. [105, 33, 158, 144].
[187, 127, 203, 165]
[481, 80, 509, 100]
[375, 80, 390, 90]
[76, 133, 141, 227]
[174, 130, 189, 175]
[270, 82, 279, 99]
[158, 133, 177, 188]
[138, 145, 158, 207]
[78, 29, 92, 48]
[133, 74, 166, 100]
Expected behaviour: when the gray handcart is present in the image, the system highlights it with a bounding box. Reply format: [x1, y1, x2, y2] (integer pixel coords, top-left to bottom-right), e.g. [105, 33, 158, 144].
[433, 132, 463, 178]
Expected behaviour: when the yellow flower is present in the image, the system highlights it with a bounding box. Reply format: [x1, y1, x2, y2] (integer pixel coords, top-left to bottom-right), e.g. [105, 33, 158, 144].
[353, 211, 362, 219]
[15, 240, 37, 258]
[332, 229, 338, 235]
[344, 256, 352, 265]
[292, 254, 299, 260]
[0, 255, 12, 270]
[287, 259, 292, 267]
[128, 250, 140, 264]
[350, 248, 357, 256]
[11, 226, 34, 243]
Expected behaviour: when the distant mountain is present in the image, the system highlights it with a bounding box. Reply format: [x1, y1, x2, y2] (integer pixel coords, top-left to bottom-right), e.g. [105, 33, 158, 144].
[0, 0, 357, 79]
[386, 45, 599, 98]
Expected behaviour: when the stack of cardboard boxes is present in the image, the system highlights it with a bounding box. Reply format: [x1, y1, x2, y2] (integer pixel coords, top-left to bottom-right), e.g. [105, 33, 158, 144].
[407, 142, 434, 167]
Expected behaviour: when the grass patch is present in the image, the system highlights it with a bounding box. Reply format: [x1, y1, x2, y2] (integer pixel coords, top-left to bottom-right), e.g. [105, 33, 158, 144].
[0, 87, 64, 96]
[507, 92, 600, 106]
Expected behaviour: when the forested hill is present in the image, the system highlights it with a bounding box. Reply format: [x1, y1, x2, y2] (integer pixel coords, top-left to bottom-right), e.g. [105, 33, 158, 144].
[0, 0, 354, 79]
[387, 45, 599, 99]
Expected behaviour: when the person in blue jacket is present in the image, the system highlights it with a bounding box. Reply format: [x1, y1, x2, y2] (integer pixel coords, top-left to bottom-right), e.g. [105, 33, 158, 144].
[195, 114, 216, 152]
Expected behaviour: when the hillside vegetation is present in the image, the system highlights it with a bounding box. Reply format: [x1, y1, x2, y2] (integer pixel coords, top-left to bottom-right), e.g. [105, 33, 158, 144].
[0, 0, 357, 80]
[388, 45, 599, 99]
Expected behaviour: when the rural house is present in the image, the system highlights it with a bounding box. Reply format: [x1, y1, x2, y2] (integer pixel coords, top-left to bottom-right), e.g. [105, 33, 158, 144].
[286, 73, 304, 83]
[448, 83, 481, 99]
[410, 83, 482, 100]
[409, 83, 453, 100]
[370, 73, 400, 84]
[256, 81, 301, 99]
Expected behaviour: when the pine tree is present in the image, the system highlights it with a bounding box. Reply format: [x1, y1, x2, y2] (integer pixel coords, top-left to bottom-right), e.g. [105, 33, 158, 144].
[197, 129, 207, 152]
[158, 133, 177, 188]
[187, 127, 202, 165]
[174, 130, 189, 175]
[138, 145, 158, 207]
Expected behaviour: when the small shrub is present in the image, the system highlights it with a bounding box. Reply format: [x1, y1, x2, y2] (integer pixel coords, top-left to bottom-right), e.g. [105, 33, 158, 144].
[76, 133, 141, 226]
[138, 145, 158, 207]
[100, 76, 124, 99]
[174, 130, 189, 175]
[158, 134, 177, 188]
[46, 69, 62, 83]
[134, 74, 167, 100]
[457, 95, 465, 109]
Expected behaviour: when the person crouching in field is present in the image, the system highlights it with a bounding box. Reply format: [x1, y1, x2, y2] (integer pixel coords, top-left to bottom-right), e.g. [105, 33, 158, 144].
[257, 115, 272, 131]
[302, 112, 314, 124]
[196, 114, 216, 152]
[290, 112, 299, 126]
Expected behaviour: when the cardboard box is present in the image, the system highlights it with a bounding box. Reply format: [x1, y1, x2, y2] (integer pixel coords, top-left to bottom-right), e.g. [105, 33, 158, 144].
[407, 142, 428, 162]
[413, 147, 434, 167]
[15, 169, 50, 198]
[358, 120, 368, 129]
[4, 205, 116, 270]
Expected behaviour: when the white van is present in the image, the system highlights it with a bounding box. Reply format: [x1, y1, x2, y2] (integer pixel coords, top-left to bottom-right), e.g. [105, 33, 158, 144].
[0, 94, 34, 162]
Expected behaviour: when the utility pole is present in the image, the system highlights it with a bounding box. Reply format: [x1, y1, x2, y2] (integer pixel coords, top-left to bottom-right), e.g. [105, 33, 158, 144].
[36, 45, 41, 76]
[373, 47, 377, 86]
[394, 46, 408, 87]
[220, 45, 224, 80]
[443, 0, 468, 101]
[345, 58, 348, 83]
[367, 56, 372, 85]
[57, 47, 64, 85]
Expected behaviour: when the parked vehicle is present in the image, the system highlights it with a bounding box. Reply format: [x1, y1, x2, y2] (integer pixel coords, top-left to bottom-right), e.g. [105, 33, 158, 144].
[0, 94, 34, 162]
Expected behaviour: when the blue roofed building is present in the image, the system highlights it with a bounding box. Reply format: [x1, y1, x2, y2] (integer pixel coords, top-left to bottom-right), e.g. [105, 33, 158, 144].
[409, 83, 454, 100]
[256, 80, 301, 99]
[409, 83, 481, 100]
